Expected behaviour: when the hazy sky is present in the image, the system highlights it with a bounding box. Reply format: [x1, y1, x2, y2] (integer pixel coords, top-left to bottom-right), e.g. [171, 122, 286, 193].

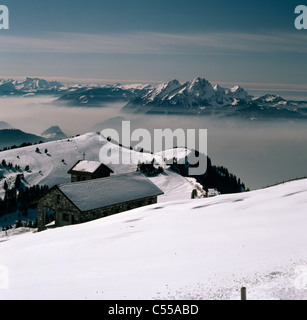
[1, 0, 307, 86]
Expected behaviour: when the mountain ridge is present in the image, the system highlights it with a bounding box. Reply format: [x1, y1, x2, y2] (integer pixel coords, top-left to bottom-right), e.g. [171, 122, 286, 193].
[41, 126, 68, 141]
[1, 76, 307, 119]
[123, 77, 307, 119]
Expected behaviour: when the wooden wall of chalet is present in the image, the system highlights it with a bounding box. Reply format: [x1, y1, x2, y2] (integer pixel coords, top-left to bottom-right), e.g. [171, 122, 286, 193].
[70, 165, 112, 182]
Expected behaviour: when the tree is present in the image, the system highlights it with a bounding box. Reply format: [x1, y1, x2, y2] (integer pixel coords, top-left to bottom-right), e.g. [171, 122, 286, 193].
[3, 180, 8, 191]
[16, 219, 23, 228]
[15, 175, 22, 190]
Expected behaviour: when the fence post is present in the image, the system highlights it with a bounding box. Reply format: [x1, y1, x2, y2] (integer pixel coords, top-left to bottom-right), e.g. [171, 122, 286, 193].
[241, 287, 247, 300]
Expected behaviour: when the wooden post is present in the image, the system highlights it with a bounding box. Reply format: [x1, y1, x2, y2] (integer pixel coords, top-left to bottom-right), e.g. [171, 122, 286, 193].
[241, 287, 247, 300]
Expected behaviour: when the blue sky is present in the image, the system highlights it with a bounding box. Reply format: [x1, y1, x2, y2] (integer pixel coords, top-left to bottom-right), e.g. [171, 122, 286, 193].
[0, 0, 307, 88]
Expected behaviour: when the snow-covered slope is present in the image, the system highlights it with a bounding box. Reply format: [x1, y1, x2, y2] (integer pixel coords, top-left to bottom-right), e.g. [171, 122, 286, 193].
[0, 179, 306, 300]
[0, 133, 199, 202]
[252, 94, 299, 108]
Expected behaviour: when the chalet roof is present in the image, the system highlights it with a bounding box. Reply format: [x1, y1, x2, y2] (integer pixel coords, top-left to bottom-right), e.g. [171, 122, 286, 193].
[57, 172, 164, 212]
[68, 160, 113, 174]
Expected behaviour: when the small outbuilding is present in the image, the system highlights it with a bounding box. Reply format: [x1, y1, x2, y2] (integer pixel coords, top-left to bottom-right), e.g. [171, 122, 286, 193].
[36, 172, 164, 232]
[68, 160, 113, 182]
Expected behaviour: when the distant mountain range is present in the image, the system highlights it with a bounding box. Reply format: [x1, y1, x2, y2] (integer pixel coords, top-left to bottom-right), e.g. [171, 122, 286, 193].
[1, 77, 307, 120]
[0, 77, 150, 101]
[56, 84, 151, 106]
[0, 78, 65, 95]
[0, 129, 45, 150]
[125, 78, 252, 110]
[123, 77, 307, 119]
[41, 126, 68, 141]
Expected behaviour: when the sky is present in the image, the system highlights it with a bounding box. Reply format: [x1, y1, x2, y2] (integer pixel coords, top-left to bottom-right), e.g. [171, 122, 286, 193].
[0, 0, 307, 87]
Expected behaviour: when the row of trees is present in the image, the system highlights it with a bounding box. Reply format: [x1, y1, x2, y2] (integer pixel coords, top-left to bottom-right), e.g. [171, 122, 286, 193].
[0, 141, 43, 152]
[0, 184, 49, 218]
[137, 159, 164, 176]
[1, 159, 30, 172]
[3, 219, 37, 233]
[170, 151, 248, 194]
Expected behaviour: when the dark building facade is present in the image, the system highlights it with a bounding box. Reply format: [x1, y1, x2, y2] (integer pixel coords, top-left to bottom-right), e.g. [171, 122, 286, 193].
[68, 160, 114, 182]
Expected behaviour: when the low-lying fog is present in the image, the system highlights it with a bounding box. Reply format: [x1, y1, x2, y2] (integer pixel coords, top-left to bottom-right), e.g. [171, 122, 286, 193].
[1, 95, 307, 191]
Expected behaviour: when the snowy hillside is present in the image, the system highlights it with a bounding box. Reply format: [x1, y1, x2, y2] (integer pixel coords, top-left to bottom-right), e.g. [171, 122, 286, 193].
[0, 179, 306, 300]
[0, 132, 200, 202]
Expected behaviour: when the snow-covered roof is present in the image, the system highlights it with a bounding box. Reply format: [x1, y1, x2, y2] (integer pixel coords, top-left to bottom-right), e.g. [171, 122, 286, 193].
[58, 172, 164, 212]
[69, 160, 112, 174]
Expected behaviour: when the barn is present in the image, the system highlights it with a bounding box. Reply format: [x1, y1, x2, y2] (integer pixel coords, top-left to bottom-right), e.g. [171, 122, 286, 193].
[36, 172, 164, 232]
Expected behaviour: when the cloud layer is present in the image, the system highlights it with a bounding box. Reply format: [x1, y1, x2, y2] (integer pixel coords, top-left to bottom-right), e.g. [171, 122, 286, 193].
[0, 31, 306, 55]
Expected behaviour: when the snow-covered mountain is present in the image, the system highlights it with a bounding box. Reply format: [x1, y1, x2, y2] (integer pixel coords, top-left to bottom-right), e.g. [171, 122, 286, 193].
[253, 94, 298, 108]
[0, 78, 153, 100]
[124, 77, 253, 112]
[1, 77, 306, 119]
[19, 78, 62, 92]
[0, 78, 64, 95]
[230, 85, 253, 101]
[0, 177, 306, 300]
[123, 77, 307, 119]
[57, 85, 150, 106]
